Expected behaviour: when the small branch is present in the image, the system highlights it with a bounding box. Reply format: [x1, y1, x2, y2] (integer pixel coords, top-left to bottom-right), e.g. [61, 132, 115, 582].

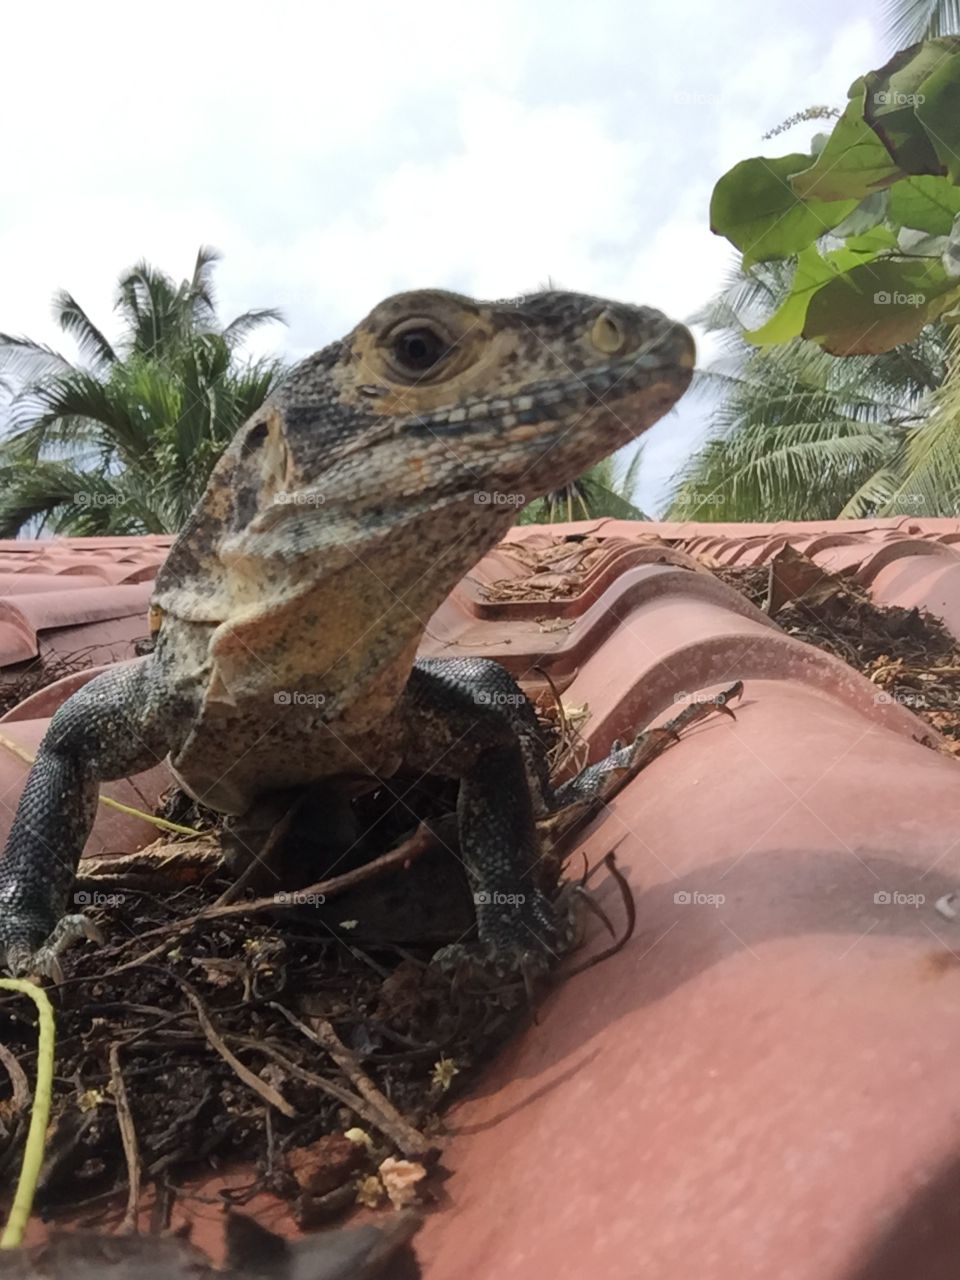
[172, 976, 296, 1120]
[108, 1043, 141, 1234]
[119, 820, 448, 951]
[0, 979, 56, 1249]
[271, 1006, 434, 1159]
[228, 1033, 432, 1157]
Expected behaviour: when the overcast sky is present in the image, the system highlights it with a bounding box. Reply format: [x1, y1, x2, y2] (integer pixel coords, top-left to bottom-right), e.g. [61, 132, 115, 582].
[0, 0, 891, 514]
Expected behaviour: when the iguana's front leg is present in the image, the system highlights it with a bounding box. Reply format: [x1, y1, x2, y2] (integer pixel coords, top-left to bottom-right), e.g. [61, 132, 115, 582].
[403, 659, 742, 975]
[401, 659, 563, 973]
[0, 659, 174, 976]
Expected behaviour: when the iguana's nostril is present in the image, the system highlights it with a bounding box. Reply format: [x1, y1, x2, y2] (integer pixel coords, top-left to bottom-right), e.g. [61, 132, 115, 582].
[590, 310, 625, 355]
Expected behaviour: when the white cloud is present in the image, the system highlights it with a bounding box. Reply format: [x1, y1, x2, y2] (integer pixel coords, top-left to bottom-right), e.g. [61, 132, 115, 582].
[0, 0, 887, 512]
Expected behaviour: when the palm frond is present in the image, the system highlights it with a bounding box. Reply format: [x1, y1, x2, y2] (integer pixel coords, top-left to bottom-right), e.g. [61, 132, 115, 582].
[838, 467, 903, 518]
[0, 249, 287, 537]
[220, 308, 286, 349]
[671, 237, 951, 523]
[881, 363, 960, 515]
[522, 450, 650, 524]
[116, 260, 188, 358]
[52, 291, 117, 368]
[882, 0, 960, 46]
[0, 335, 72, 389]
[187, 245, 223, 325]
[669, 415, 898, 521]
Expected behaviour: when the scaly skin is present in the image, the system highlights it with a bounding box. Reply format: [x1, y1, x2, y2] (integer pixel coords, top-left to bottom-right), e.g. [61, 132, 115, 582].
[0, 288, 694, 976]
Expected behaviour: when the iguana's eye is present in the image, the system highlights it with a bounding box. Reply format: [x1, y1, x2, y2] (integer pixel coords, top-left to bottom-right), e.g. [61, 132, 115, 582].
[241, 420, 269, 458]
[391, 327, 448, 374]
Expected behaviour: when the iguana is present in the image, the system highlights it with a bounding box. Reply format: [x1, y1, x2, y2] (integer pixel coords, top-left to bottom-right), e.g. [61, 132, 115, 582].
[0, 288, 695, 977]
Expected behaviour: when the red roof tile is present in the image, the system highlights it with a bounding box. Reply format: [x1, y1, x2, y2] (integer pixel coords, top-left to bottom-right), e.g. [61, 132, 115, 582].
[509, 517, 960, 645]
[3, 522, 960, 1277]
[0, 536, 170, 667]
[415, 520, 960, 1279]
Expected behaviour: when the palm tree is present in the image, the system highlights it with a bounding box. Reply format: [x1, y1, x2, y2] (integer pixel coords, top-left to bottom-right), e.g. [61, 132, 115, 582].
[882, 327, 960, 513]
[520, 450, 650, 523]
[0, 248, 286, 535]
[666, 259, 951, 520]
[883, 0, 960, 45]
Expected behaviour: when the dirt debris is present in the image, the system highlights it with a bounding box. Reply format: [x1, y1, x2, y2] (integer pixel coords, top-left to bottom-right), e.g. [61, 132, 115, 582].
[713, 557, 960, 753]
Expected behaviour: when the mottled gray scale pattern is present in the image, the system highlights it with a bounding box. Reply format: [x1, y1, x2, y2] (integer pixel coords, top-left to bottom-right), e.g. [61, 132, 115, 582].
[0, 287, 693, 975]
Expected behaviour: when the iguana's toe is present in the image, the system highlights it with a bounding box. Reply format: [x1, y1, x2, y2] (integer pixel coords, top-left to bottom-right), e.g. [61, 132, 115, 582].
[1, 913, 102, 980]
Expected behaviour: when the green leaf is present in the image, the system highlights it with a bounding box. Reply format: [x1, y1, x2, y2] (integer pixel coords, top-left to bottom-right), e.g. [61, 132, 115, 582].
[863, 40, 956, 178]
[747, 246, 837, 345]
[789, 80, 904, 202]
[837, 227, 901, 255]
[710, 153, 857, 267]
[888, 175, 960, 233]
[747, 233, 895, 346]
[802, 257, 960, 354]
[915, 46, 960, 182]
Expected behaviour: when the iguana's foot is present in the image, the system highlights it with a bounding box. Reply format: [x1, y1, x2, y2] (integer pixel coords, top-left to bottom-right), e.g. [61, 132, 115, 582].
[0, 912, 102, 981]
[432, 885, 581, 983]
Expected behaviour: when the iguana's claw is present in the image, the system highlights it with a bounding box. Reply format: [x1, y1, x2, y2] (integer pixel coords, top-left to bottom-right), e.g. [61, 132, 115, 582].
[2, 913, 102, 981]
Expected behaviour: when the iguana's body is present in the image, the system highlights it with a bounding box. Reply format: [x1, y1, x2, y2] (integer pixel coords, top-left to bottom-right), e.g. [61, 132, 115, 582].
[0, 288, 694, 975]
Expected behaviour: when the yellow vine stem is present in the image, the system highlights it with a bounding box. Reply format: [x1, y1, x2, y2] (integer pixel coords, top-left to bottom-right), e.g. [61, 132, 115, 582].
[0, 732, 200, 839]
[0, 979, 55, 1249]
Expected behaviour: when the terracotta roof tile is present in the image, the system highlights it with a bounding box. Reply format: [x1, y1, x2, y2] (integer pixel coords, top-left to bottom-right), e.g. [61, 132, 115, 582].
[0, 536, 170, 668]
[512, 517, 960, 644]
[414, 520, 960, 1278]
[3, 522, 960, 1276]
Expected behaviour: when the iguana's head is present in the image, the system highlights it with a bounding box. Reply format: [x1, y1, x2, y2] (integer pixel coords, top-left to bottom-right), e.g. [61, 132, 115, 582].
[269, 286, 693, 509]
[155, 288, 693, 624]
